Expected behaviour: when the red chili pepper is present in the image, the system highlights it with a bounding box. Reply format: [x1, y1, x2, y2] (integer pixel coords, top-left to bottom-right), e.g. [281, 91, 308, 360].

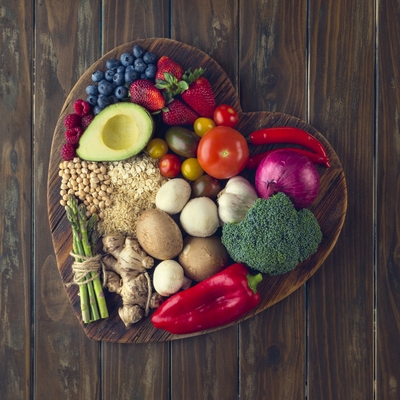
[247, 147, 331, 170]
[249, 127, 328, 159]
[151, 263, 262, 335]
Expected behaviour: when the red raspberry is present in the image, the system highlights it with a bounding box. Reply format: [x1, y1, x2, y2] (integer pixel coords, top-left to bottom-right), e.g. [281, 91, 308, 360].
[63, 113, 82, 129]
[73, 99, 91, 116]
[81, 113, 94, 129]
[65, 127, 83, 145]
[61, 143, 77, 161]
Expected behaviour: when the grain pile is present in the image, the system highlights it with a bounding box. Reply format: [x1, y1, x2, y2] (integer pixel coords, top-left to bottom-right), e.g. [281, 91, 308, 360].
[96, 153, 168, 237]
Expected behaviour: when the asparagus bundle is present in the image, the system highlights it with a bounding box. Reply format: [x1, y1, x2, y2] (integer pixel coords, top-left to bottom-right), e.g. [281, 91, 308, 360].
[65, 194, 109, 323]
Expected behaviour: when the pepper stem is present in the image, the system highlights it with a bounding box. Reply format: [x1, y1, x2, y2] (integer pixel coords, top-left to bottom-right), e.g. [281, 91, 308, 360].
[247, 273, 263, 294]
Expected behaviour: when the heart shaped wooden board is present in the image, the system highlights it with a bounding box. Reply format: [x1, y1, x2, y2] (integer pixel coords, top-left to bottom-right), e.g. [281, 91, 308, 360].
[47, 38, 347, 343]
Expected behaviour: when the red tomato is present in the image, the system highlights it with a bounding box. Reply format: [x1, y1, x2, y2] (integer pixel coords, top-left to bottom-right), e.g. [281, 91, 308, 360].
[213, 104, 239, 128]
[197, 126, 249, 179]
[159, 154, 181, 178]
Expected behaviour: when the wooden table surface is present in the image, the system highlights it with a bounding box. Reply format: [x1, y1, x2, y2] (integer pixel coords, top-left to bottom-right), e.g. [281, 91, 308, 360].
[1, 1, 399, 399]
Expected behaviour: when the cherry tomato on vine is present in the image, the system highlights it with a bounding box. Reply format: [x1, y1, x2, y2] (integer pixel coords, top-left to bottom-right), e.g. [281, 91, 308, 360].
[197, 126, 249, 179]
[146, 138, 168, 159]
[159, 154, 181, 178]
[193, 117, 216, 137]
[181, 158, 204, 181]
[213, 104, 239, 128]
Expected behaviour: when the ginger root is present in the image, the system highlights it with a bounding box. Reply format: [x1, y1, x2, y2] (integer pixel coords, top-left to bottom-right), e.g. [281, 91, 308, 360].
[102, 233, 163, 328]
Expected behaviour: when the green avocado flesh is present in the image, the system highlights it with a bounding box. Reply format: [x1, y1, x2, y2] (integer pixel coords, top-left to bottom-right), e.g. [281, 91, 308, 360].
[77, 102, 154, 161]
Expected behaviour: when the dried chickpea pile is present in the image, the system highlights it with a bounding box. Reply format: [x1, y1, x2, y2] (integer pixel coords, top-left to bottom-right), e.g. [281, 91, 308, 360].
[59, 158, 113, 217]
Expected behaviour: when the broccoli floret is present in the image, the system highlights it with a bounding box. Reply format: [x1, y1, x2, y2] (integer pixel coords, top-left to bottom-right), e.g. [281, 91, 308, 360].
[221, 192, 322, 276]
[297, 208, 323, 262]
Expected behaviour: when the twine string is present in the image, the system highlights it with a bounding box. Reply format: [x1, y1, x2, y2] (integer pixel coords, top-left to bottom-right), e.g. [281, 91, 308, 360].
[66, 253, 108, 287]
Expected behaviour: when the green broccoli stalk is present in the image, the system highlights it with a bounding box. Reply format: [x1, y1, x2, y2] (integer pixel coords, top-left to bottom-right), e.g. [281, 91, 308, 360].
[221, 192, 322, 276]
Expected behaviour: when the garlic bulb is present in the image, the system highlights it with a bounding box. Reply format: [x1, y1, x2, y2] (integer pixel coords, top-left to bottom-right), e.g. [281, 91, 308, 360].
[217, 176, 258, 224]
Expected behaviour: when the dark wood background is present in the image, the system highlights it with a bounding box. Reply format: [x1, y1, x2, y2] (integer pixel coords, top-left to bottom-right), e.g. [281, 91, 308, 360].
[0, 0, 399, 399]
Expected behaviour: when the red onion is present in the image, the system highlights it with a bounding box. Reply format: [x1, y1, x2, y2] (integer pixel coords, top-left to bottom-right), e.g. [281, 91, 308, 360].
[255, 149, 320, 208]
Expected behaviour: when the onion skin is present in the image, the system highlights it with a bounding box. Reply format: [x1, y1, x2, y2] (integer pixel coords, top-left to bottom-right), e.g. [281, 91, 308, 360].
[255, 149, 320, 209]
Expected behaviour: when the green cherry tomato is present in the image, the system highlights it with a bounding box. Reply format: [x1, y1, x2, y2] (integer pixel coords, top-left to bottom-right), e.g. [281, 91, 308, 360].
[147, 138, 168, 159]
[159, 154, 181, 178]
[192, 175, 221, 199]
[181, 158, 204, 181]
[213, 104, 239, 128]
[193, 117, 216, 137]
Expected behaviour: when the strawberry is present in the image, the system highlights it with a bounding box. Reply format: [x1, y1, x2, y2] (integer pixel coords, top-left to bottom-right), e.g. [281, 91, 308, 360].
[180, 68, 216, 118]
[155, 56, 184, 82]
[162, 98, 199, 126]
[129, 79, 165, 112]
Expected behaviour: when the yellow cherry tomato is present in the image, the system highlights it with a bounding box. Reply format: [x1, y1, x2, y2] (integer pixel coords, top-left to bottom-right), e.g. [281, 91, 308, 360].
[181, 158, 204, 181]
[146, 138, 168, 159]
[193, 117, 216, 137]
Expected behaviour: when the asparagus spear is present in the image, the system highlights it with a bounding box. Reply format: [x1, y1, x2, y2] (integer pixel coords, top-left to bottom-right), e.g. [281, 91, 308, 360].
[66, 205, 91, 324]
[65, 195, 108, 322]
[77, 203, 109, 319]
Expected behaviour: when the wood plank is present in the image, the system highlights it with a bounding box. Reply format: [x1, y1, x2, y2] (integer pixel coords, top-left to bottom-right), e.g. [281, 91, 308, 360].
[34, 1, 102, 398]
[102, 0, 170, 52]
[239, 1, 308, 398]
[377, 0, 400, 398]
[101, 2, 170, 399]
[169, 1, 240, 398]
[0, 2, 33, 399]
[308, 0, 375, 398]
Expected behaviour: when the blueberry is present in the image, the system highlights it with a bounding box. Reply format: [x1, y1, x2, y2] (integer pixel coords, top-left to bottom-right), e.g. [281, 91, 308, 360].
[108, 94, 119, 104]
[93, 105, 103, 115]
[117, 65, 126, 73]
[112, 71, 125, 86]
[91, 70, 104, 82]
[133, 44, 145, 58]
[145, 64, 157, 79]
[143, 52, 157, 64]
[86, 84, 98, 96]
[134, 58, 147, 73]
[125, 66, 138, 85]
[97, 79, 114, 96]
[120, 52, 134, 67]
[106, 58, 120, 70]
[97, 94, 111, 109]
[115, 85, 128, 99]
[104, 69, 115, 82]
[86, 95, 98, 106]
[140, 73, 148, 80]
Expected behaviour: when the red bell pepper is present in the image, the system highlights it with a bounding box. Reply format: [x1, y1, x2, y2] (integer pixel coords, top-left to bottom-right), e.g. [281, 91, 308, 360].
[249, 126, 329, 159]
[151, 263, 262, 335]
[247, 147, 331, 170]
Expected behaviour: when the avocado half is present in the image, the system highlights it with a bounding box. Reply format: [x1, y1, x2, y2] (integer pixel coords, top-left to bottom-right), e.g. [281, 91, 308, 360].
[77, 102, 154, 161]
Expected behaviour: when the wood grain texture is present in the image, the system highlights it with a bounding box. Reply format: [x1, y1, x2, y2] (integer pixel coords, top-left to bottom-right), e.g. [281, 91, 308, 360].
[377, 0, 400, 398]
[102, 0, 170, 53]
[0, 2, 33, 399]
[100, 4, 171, 400]
[34, 1, 102, 399]
[169, 4, 240, 399]
[308, 0, 375, 399]
[48, 38, 346, 344]
[2, 0, 397, 398]
[238, 2, 308, 398]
